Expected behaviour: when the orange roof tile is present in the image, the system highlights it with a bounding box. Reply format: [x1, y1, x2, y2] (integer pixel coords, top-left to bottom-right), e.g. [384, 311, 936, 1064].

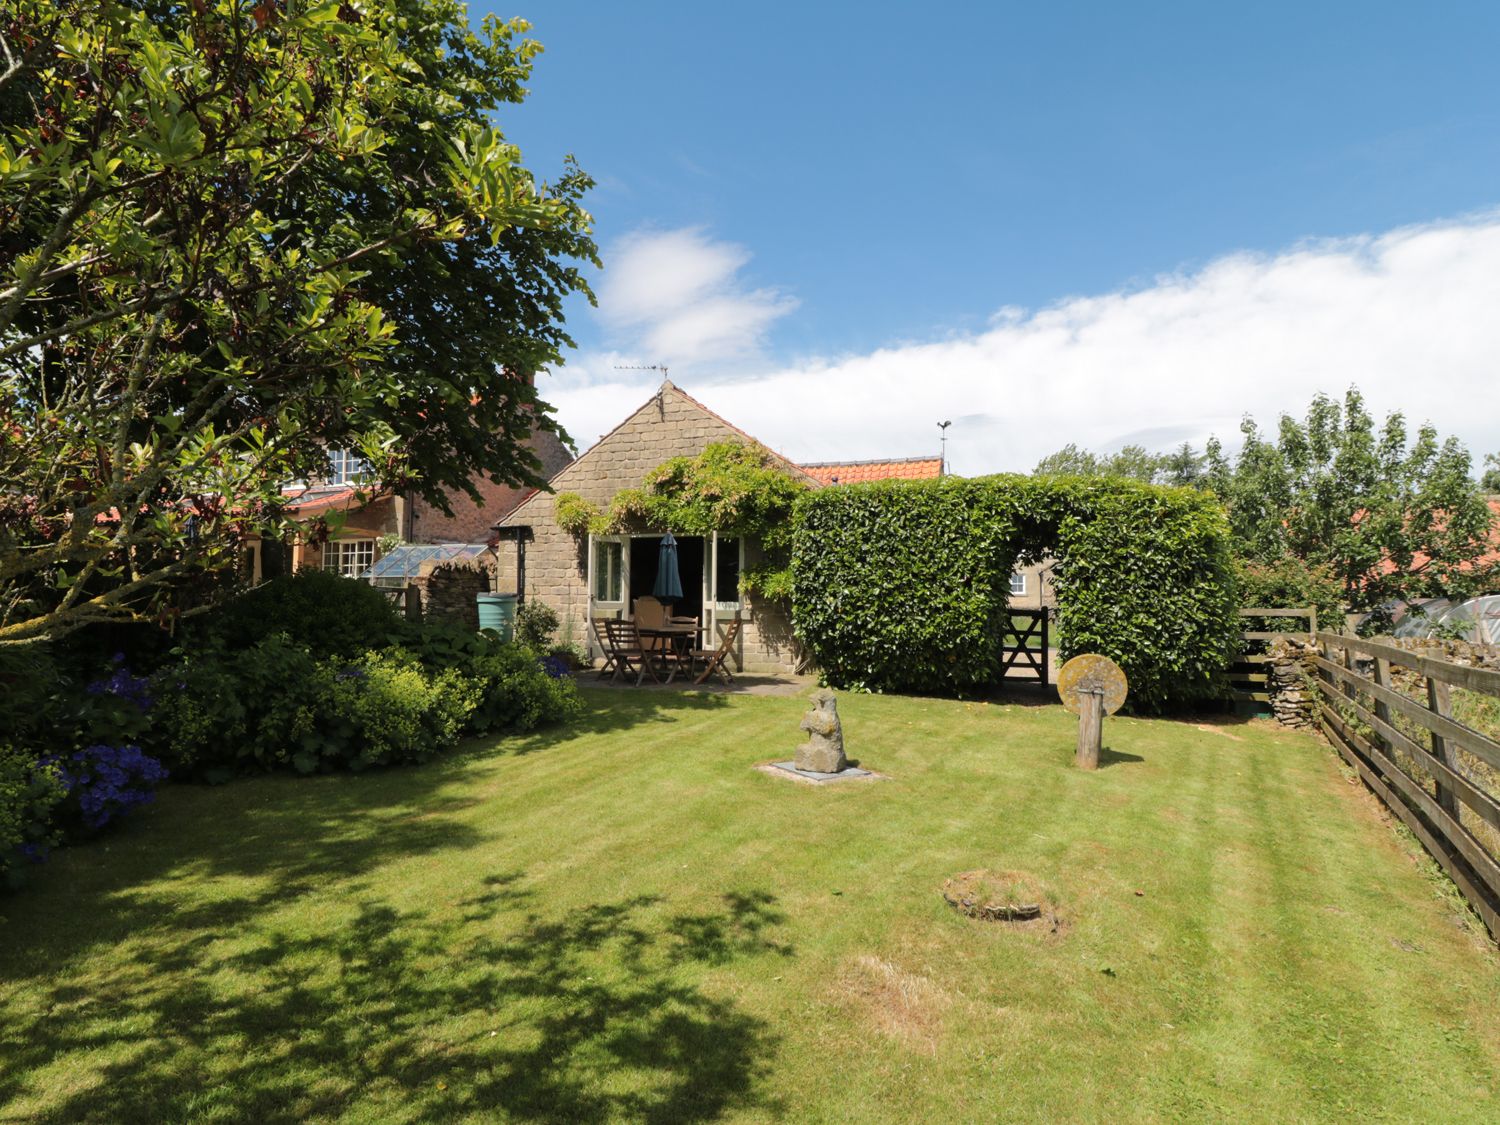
[799, 457, 944, 485]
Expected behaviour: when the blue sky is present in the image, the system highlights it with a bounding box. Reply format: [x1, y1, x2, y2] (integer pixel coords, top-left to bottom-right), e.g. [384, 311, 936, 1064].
[483, 1, 1500, 473]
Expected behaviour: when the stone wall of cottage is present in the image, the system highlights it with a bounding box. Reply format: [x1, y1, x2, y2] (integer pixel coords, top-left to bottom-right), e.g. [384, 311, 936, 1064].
[495, 382, 808, 672]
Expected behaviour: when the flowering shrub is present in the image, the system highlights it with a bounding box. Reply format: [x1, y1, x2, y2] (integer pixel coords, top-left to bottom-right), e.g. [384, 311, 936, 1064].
[1, 745, 66, 887]
[74, 653, 155, 748]
[46, 745, 168, 834]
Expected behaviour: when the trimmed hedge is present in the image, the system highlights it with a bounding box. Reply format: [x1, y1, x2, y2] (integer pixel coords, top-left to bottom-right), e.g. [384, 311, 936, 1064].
[791, 475, 1240, 711]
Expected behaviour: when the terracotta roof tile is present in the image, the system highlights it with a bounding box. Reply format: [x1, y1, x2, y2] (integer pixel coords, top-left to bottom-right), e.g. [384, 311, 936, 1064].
[799, 457, 944, 485]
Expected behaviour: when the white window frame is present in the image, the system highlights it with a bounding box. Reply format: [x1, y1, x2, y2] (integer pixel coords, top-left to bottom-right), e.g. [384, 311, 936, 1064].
[323, 538, 375, 578]
[587, 535, 627, 613]
[1009, 572, 1027, 597]
[327, 448, 371, 486]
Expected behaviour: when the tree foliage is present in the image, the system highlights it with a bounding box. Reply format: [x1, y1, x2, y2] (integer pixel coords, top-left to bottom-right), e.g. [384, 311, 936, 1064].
[792, 476, 1240, 711]
[1033, 441, 1206, 487]
[1205, 388, 1497, 616]
[1481, 453, 1500, 494]
[0, 1, 595, 642]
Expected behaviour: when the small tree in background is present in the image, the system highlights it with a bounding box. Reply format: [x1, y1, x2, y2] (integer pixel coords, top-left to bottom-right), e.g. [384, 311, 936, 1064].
[1, 1, 595, 644]
[1205, 387, 1497, 618]
[1481, 453, 1500, 494]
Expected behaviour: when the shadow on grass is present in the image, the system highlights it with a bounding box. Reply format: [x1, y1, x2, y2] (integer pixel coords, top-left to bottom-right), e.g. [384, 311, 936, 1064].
[471, 685, 735, 759]
[1098, 746, 1146, 768]
[0, 868, 788, 1122]
[0, 689, 789, 1121]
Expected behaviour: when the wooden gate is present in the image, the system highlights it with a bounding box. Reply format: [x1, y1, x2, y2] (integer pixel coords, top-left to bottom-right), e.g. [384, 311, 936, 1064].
[999, 609, 1049, 686]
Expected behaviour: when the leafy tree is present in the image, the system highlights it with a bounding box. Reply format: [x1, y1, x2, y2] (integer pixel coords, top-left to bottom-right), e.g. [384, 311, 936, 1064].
[1481, 453, 1500, 493]
[1205, 388, 1497, 616]
[1032, 441, 1205, 486]
[0, 1, 595, 643]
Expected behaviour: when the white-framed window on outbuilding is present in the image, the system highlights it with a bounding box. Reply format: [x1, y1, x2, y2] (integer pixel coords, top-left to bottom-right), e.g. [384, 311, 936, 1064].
[323, 539, 375, 578]
[590, 537, 625, 606]
[1009, 572, 1027, 597]
[327, 448, 372, 485]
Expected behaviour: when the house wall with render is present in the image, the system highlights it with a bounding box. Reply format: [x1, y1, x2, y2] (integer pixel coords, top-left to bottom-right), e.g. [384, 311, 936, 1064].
[496, 382, 816, 672]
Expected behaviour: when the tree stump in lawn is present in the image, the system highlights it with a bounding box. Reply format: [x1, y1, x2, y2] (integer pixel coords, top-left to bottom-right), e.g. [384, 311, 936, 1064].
[942, 870, 1047, 922]
[1057, 654, 1128, 770]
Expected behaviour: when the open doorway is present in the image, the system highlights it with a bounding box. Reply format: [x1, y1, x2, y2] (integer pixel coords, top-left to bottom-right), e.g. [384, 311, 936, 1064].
[628, 535, 705, 620]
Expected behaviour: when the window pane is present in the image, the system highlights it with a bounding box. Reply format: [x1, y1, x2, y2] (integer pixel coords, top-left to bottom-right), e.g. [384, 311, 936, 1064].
[1009, 573, 1026, 596]
[328, 449, 370, 486]
[716, 537, 740, 604]
[593, 541, 622, 602]
[607, 542, 622, 601]
[323, 540, 373, 578]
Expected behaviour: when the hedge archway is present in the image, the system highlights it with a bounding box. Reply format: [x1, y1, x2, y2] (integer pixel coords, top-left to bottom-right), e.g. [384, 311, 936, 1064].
[790, 475, 1240, 712]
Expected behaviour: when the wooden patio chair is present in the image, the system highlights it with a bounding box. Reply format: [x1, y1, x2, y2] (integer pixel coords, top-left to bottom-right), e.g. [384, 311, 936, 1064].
[603, 618, 655, 686]
[690, 617, 742, 685]
[632, 596, 673, 656]
[591, 617, 619, 679]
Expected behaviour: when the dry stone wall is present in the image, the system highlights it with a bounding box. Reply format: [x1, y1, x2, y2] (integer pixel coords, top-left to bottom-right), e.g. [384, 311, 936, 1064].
[414, 557, 495, 630]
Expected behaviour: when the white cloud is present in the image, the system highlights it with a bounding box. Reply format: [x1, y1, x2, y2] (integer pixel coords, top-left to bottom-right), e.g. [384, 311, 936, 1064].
[547, 213, 1500, 476]
[594, 227, 797, 366]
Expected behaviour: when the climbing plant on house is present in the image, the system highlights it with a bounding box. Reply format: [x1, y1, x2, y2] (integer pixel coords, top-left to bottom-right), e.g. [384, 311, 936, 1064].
[792, 475, 1240, 711]
[555, 443, 808, 600]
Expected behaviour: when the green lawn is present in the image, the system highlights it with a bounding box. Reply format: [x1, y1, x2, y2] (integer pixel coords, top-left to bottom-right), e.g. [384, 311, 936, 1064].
[2, 688, 1497, 1123]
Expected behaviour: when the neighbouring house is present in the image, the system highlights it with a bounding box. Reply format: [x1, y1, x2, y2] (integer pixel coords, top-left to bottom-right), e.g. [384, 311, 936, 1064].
[244, 420, 573, 585]
[492, 380, 946, 673]
[1006, 558, 1058, 612]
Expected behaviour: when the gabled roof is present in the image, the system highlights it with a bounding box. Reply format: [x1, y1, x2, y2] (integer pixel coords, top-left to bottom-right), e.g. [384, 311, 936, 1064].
[799, 456, 944, 485]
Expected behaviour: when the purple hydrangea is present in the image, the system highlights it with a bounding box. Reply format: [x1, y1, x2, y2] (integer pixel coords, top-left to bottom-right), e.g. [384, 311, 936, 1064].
[46, 745, 168, 831]
[86, 657, 154, 712]
[540, 654, 572, 680]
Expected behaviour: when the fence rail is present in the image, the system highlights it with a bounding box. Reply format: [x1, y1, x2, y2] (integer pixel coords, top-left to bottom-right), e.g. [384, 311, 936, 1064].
[1229, 607, 1317, 704]
[1313, 630, 1500, 939]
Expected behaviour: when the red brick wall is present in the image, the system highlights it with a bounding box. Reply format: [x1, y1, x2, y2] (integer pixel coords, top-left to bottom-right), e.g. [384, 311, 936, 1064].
[411, 427, 573, 544]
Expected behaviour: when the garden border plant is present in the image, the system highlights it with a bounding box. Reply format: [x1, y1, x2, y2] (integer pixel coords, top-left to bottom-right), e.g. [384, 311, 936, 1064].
[791, 475, 1241, 711]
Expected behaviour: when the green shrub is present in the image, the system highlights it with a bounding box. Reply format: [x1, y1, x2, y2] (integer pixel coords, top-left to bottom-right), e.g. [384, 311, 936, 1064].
[1, 745, 65, 888]
[153, 621, 576, 776]
[188, 569, 402, 657]
[465, 641, 582, 734]
[308, 649, 481, 772]
[791, 475, 1240, 712]
[1234, 556, 1342, 634]
[515, 599, 560, 651]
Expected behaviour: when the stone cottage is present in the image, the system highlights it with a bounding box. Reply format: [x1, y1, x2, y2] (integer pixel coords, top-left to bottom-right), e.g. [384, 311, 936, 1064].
[493, 380, 945, 673]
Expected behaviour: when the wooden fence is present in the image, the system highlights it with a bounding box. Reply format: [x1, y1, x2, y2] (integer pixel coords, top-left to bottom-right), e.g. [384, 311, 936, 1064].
[1312, 631, 1500, 938]
[1228, 607, 1317, 706]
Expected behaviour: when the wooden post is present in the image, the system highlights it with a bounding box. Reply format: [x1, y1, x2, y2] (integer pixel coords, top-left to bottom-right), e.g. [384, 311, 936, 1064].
[1426, 675, 1460, 819]
[1076, 689, 1103, 770]
[1372, 658, 1393, 752]
[1040, 612, 1051, 688]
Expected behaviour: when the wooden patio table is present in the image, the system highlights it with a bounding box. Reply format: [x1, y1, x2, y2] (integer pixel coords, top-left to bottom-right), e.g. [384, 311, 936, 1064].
[637, 623, 700, 684]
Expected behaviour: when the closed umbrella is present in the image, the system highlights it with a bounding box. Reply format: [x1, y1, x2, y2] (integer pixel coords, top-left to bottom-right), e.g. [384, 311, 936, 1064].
[653, 533, 684, 601]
